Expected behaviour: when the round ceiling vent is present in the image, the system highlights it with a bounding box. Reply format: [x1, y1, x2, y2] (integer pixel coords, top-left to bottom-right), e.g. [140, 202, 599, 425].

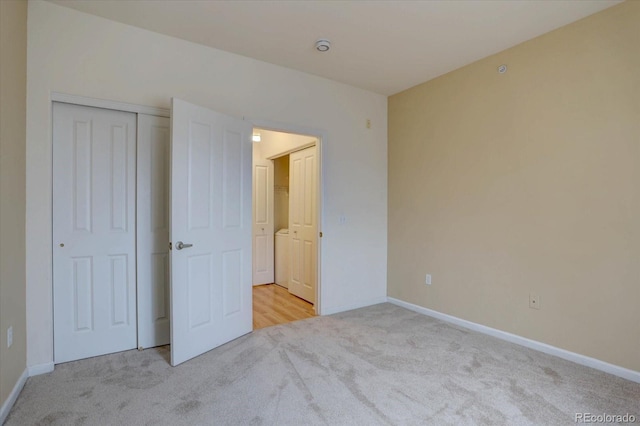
[315, 39, 331, 52]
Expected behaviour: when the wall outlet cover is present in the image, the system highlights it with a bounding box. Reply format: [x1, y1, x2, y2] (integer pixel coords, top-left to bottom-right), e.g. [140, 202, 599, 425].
[529, 294, 540, 310]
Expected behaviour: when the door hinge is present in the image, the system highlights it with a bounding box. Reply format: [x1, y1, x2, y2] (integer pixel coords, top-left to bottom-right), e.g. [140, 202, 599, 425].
[169, 242, 172, 250]
[319, 232, 323, 238]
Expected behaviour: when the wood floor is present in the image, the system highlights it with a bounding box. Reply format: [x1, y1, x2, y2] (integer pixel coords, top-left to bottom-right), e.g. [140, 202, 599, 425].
[253, 284, 315, 329]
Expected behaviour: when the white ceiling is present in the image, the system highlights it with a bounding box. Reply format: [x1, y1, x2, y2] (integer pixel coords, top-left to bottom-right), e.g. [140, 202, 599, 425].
[49, 0, 621, 96]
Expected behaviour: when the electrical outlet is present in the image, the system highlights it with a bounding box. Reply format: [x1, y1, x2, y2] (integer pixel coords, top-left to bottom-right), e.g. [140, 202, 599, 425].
[425, 274, 432, 285]
[529, 294, 540, 310]
[7, 326, 13, 348]
[366, 119, 371, 129]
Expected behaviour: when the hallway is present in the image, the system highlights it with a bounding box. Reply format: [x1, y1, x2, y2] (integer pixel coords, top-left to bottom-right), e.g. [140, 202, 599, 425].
[253, 284, 315, 329]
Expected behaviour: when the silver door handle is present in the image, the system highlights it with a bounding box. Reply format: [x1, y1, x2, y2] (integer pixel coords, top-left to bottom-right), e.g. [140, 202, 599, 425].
[175, 241, 193, 250]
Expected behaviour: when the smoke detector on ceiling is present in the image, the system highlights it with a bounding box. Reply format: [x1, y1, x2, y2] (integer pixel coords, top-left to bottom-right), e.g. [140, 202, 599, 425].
[315, 39, 331, 52]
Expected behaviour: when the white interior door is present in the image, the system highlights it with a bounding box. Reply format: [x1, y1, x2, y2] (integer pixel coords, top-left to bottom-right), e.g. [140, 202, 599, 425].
[53, 102, 137, 363]
[288, 146, 317, 304]
[170, 98, 253, 366]
[137, 114, 171, 349]
[252, 155, 274, 285]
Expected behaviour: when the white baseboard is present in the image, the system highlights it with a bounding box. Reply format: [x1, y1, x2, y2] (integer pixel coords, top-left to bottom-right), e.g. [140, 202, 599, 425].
[27, 362, 54, 377]
[0, 368, 28, 425]
[322, 296, 388, 316]
[387, 297, 640, 384]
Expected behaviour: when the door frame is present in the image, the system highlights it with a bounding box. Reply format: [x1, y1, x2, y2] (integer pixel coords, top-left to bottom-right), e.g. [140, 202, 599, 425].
[250, 118, 325, 316]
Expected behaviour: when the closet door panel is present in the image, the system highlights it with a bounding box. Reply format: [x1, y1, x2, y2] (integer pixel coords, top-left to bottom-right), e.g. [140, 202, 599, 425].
[137, 114, 171, 349]
[53, 102, 137, 363]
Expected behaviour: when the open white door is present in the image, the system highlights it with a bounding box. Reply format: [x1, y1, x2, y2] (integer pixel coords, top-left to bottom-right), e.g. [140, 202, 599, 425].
[252, 151, 274, 285]
[170, 98, 253, 366]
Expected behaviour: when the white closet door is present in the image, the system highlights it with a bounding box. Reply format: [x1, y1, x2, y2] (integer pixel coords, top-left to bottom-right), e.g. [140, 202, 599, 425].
[170, 98, 253, 366]
[252, 155, 274, 285]
[137, 114, 170, 349]
[53, 103, 137, 363]
[288, 145, 317, 304]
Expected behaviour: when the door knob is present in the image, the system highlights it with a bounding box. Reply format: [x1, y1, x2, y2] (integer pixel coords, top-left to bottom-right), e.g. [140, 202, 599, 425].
[175, 241, 193, 250]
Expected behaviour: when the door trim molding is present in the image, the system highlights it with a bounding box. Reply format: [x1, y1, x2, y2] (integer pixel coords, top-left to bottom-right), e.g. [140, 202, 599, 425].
[27, 362, 55, 376]
[51, 92, 170, 118]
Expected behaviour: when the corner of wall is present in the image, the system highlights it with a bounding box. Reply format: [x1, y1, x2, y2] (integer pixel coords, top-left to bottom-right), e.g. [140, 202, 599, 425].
[0, 0, 28, 411]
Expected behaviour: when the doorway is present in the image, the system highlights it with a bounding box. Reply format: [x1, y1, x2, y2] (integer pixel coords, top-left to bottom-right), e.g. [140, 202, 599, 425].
[251, 128, 321, 329]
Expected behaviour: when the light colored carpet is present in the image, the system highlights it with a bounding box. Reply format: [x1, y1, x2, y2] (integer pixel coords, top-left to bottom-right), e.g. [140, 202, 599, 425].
[6, 303, 639, 425]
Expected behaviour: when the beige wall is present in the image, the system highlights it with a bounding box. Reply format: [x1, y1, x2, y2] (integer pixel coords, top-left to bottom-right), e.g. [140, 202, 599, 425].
[274, 156, 290, 231]
[388, 1, 639, 372]
[274, 156, 290, 188]
[0, 0, 28, 406]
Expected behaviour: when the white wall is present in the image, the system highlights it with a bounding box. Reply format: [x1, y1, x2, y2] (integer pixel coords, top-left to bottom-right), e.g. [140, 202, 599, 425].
[26, 1, 387, 367]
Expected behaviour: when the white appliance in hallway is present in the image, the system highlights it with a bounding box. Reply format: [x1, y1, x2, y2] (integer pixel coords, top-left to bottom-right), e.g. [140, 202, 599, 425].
[275, 229, 290, 288]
